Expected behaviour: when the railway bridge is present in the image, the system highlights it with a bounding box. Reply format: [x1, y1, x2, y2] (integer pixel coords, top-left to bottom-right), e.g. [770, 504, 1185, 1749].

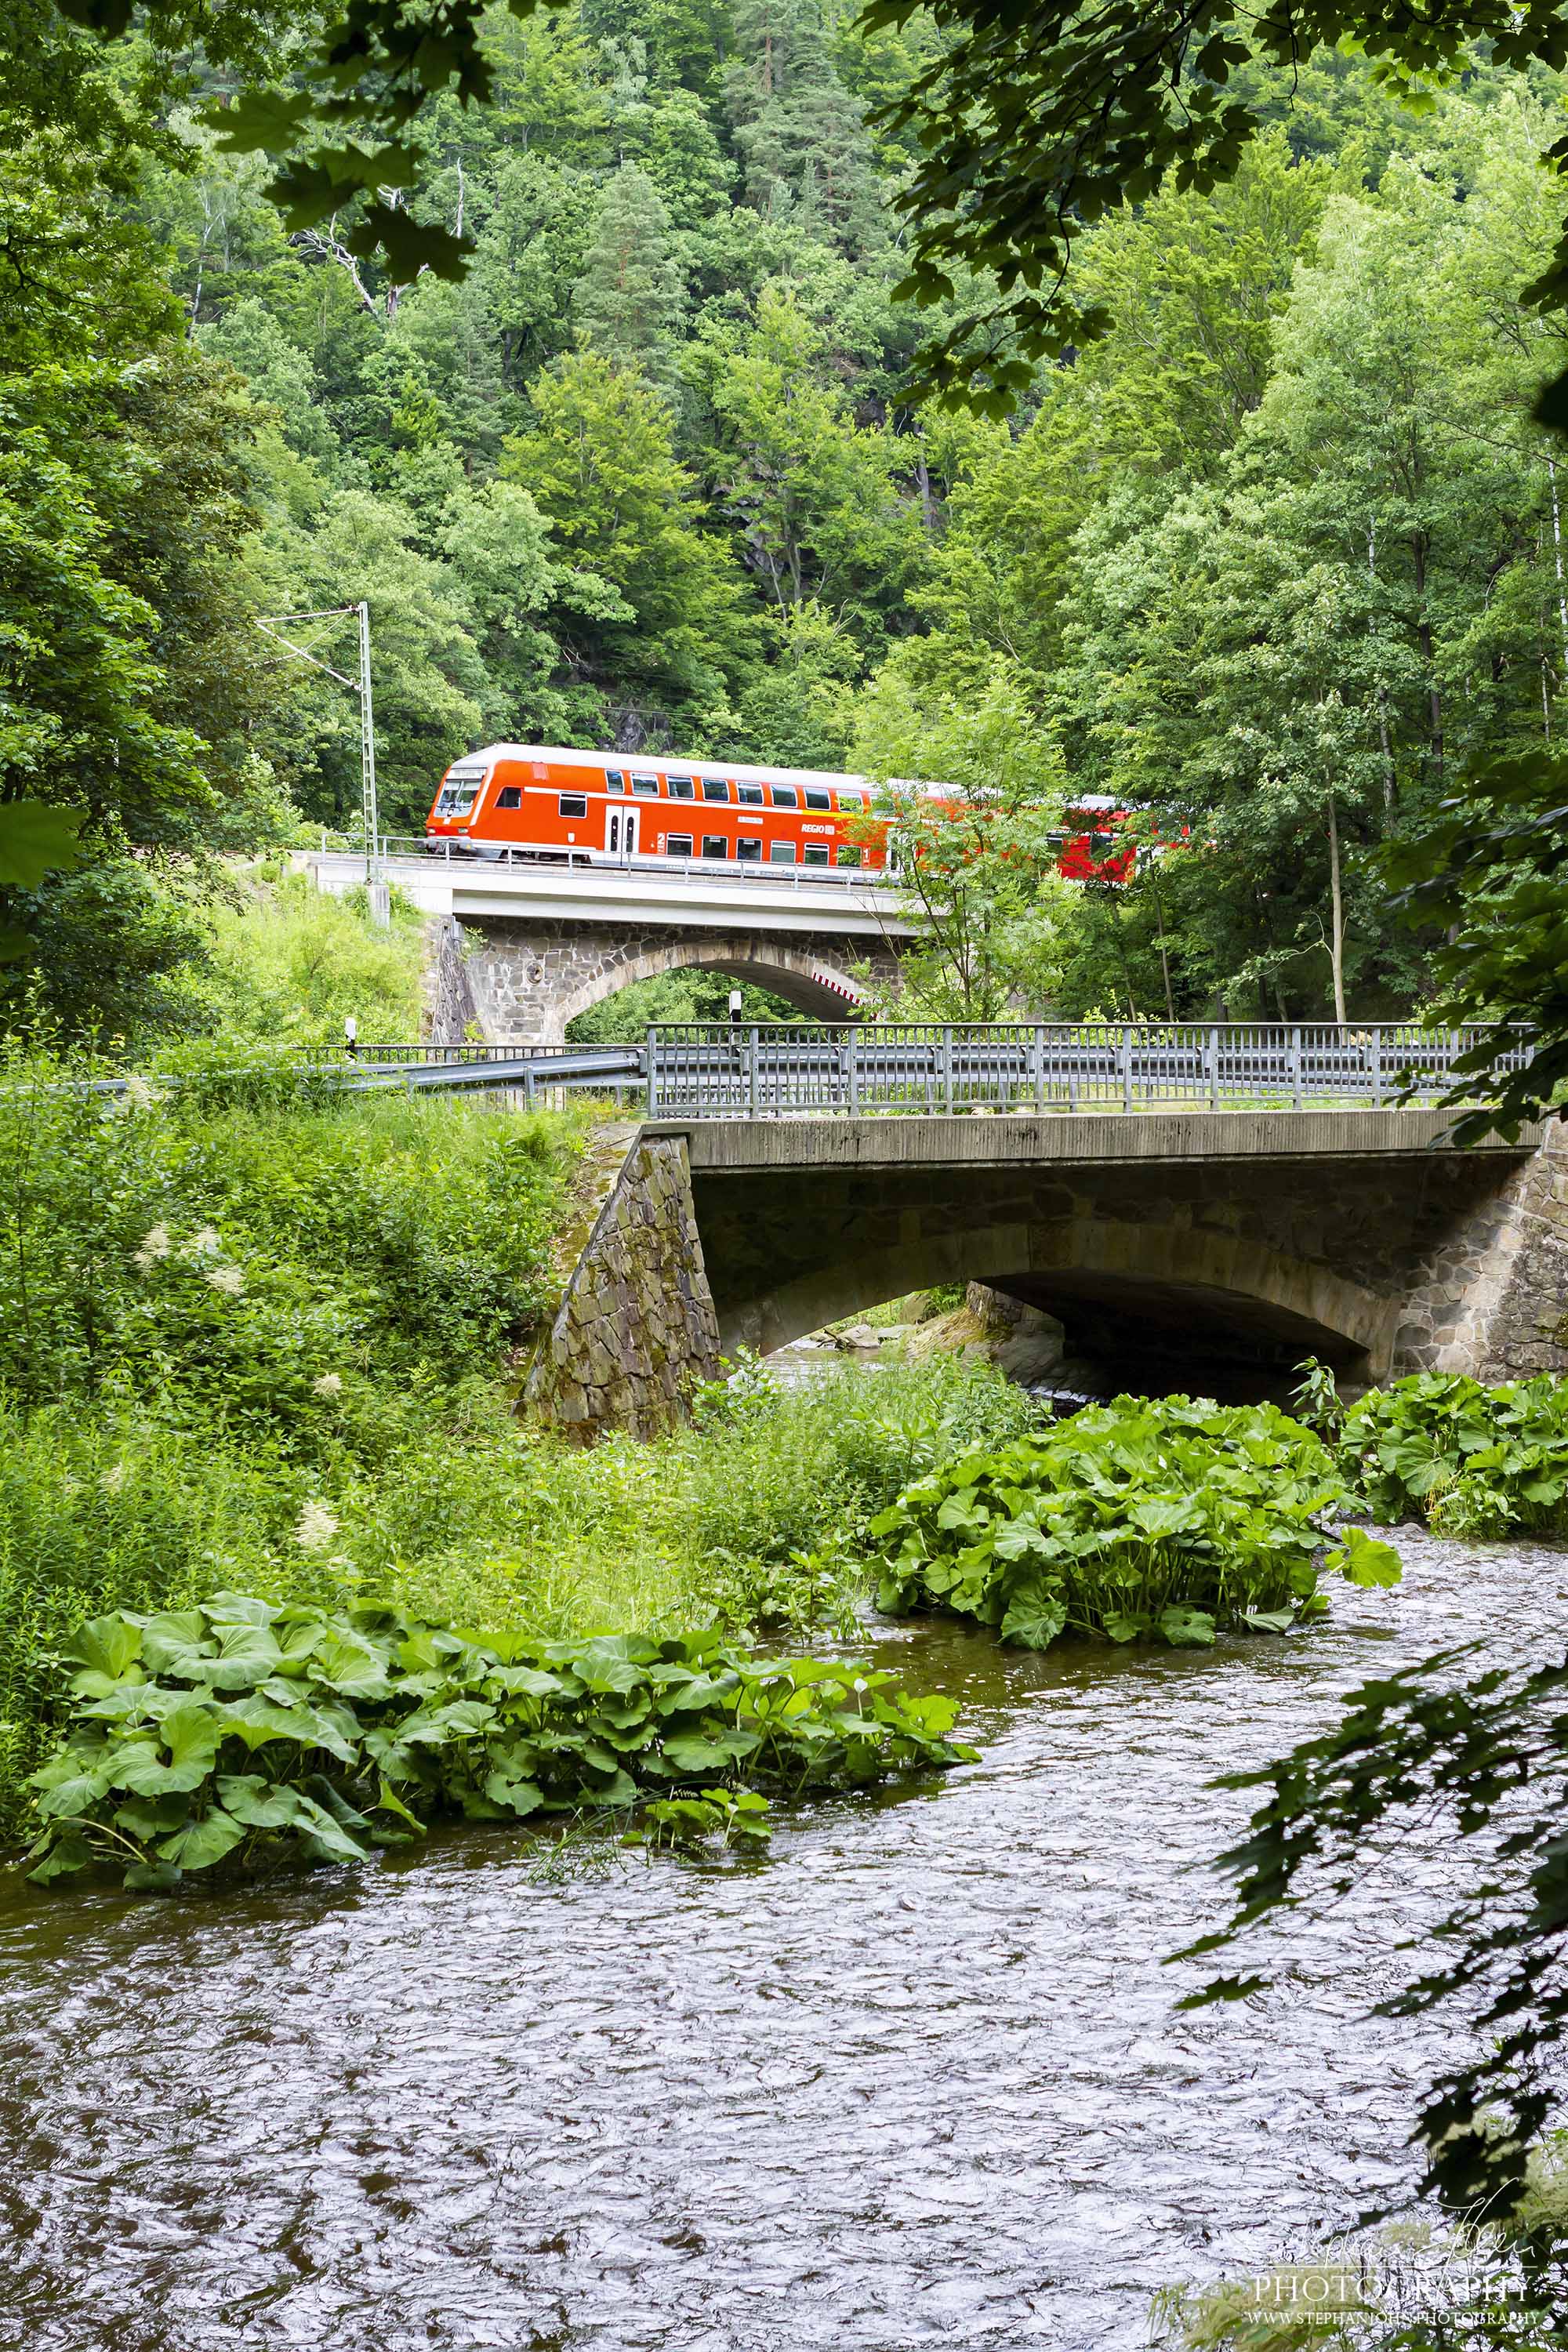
[504, 1022, 1567, 1436]
[299, 846, 909, 1042]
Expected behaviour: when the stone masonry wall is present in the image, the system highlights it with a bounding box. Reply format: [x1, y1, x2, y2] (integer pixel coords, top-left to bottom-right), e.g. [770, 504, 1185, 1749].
[524, 1133, 720, 1441]
[1468, 1122, 1568, 1377]
[459, 916, 901, 1044]
[687, 1145, 1558, 1378]
[423, 914, 480, 1045]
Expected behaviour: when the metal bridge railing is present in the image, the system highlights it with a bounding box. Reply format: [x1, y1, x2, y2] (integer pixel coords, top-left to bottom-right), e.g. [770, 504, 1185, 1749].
[314, 835, 904, 896]
[644, 1022, 1534, 1120]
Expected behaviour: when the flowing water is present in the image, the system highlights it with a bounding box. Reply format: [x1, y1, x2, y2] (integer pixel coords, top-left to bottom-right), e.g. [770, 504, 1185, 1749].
[0, 1526, 1562, 2352]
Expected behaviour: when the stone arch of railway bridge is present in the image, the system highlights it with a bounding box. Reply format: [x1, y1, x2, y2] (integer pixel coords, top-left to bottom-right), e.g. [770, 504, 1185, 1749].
[526, 1112, 1568, 1439]
[428, 914, 902, 1047]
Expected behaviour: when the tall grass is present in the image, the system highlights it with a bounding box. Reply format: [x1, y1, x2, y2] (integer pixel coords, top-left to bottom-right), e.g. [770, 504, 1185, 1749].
[194, 868, 427, 1046]
[0, 1351, 1036, 1846]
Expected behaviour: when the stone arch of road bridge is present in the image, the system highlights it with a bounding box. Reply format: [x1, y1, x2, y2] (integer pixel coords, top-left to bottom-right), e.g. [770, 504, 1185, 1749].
[683, 1133, 1565, 1387]
[431, 916, 902, 1047]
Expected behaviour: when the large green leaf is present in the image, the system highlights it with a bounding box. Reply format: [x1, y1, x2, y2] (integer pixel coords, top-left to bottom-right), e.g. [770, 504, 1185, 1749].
[215, 1773, 310, 1831]
[27, 1833, 96, 1883]
[158, 1807, 248, 1871]
[65, 1613, 143, 1680]
[31, 1756, 114, 1818]
[0, 800, 85, 888]
[1327, 1528, 1403, 1588]
[1000, 1583, 1069, 1651]
[1158, 1606, 1217, 1649]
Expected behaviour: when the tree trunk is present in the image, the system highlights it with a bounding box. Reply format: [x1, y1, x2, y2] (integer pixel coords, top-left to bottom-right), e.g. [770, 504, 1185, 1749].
[1549, 456, 1568, 687]
[1326, 793, 1347, 1025]
[1151, 874, 1175, 1022]
[1411, 534, 1443, 773]
[1367, 522, 1395, 821]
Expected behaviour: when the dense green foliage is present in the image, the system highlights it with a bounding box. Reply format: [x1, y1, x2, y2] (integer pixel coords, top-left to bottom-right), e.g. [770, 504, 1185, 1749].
[868, 1396, 1399, 1652]
[1386, 750, 1568, 1139]
[0, 1042, 568, 1431]
[0, 1022, 1038, 1839]
[24, 1594, 971, 1889]
[194, 869, 427, 1045]
[1340, 1370, 1568, 1537]
[11, 12, 1568, 1033]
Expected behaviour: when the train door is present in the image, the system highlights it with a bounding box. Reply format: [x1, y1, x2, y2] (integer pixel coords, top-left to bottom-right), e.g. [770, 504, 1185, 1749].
[605, 808, 639, 862]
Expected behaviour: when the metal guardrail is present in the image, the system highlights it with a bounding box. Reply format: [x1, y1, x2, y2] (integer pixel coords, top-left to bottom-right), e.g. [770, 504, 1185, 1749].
[23, 1022, 1533, 1120]
[19, 1043, 646, 1105]
[343, 1045, 643, 1101]
[316, 836, 904, 896]
[644, 1022, 1533, 1120]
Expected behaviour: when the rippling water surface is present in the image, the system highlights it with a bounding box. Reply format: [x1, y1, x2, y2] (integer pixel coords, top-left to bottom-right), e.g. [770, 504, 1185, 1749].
[2, 1527, 1563, 2352]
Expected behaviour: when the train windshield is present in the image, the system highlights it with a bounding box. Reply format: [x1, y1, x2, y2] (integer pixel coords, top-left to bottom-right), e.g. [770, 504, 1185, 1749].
[435, 774, 485, 818]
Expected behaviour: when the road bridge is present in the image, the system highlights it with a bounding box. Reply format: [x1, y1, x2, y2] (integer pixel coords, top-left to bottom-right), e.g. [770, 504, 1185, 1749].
[299, 846, 909, 1042]
[514, 1028, 1566, 1436]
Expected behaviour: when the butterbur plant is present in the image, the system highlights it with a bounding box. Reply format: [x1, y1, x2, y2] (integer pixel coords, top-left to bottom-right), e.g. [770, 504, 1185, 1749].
[630, 1788, 774, 1854]
[1339, 1372, 1568, 1537]
[24, 1594, 977, 1891]
[869, 1396, 1400, 1653]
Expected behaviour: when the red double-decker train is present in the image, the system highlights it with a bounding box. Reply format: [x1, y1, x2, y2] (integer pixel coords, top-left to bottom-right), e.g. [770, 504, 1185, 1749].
[423, 742, 1134, 881]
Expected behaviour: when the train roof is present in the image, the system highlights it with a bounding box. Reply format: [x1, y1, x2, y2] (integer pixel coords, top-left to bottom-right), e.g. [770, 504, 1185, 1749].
[444, 745, 1114, 810]
[446, 744, 960, 797]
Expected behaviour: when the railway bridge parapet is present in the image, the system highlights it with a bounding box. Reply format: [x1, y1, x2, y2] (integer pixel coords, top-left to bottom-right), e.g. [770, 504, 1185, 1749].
[300, 848, 909, 1045]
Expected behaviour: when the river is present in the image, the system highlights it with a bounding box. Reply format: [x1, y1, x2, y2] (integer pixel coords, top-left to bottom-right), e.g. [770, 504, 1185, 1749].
[0, 1523, 1555, 2352]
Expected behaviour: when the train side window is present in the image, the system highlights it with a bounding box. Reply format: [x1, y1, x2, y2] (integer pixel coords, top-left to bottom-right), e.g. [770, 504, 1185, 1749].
[665, 833, 693, 858]
[735, 837, 762, 862]
[701, 835, 728, 858]
[804, 788, 831, 811]
[605, 770, 625, 793]
[768, 840, 797, 863]
[559, 793, 588, 818]
[631, 773, 659, 796]
[702, 778, 729, 803]
[803, 842, 829, 866]
[496, 786, 522, 809]
[834, 790, 865, 811]
[836, 845, 862, 867]
[668, 775, 695, 800]
[770, 785, 799, 808]
[737, 782, 764, 806]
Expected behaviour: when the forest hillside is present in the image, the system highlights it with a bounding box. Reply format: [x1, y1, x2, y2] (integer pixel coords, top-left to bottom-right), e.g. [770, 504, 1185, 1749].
[5, 5, 1568, 1024]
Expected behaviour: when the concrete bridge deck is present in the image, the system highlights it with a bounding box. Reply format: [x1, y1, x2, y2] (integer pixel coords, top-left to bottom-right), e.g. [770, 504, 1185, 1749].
[299, 848, 911, 938]
[652, 1107, 1522, 1170]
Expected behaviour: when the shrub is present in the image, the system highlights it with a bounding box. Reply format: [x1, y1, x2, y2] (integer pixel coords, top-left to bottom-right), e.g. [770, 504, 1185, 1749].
[868, 1396, 1399, 1652]
[23, 1595, 976, 1891]
[0, 1040, 584, 1437]
[194, 870, 426, 1047]
[1339, 1371, 1568, 1537]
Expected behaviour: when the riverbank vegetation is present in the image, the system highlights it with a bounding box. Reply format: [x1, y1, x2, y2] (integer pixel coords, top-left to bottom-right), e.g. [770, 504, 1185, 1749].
[24, 1599, 973, 1891]
[0, 1038, 1036, 1846]
[1338, 1370, 1568, 1538]
[868, 1398, 1399, 1653]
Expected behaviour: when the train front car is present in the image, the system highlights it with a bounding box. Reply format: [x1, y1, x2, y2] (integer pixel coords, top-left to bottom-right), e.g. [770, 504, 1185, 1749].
[425, 746, 893, 873]
[424, 757, 495, 851]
